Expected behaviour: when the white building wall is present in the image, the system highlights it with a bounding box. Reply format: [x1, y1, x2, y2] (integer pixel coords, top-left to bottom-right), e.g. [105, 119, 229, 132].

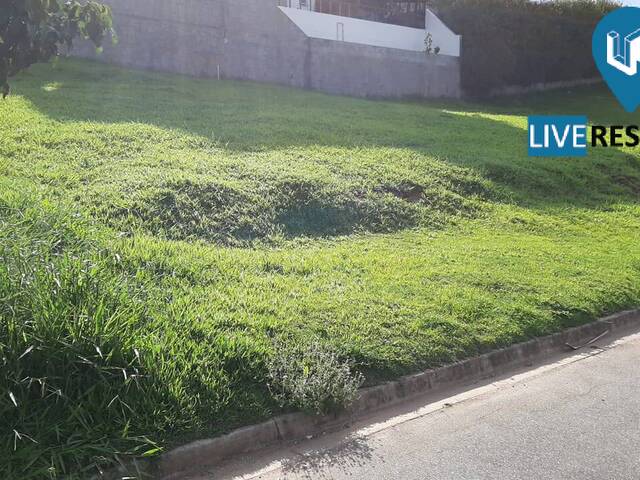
[279, 6, 460, 57]
[279, 6, 428, 53]
[425, 9, 461, 57]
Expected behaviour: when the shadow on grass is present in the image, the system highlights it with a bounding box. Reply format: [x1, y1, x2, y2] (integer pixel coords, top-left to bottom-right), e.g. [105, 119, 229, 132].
[13, 59, 640, 215]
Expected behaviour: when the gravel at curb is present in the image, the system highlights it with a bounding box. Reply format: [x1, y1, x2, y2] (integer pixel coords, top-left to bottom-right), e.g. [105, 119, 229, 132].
[104, 309, 640, 480]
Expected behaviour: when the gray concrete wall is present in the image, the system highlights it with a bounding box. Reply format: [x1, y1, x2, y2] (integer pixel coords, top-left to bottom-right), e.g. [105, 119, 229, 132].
[75, 0, 309, 84]
[75, 0, 224, 76]
[74, 0, 460, 98]
[308, 39, 460, 98]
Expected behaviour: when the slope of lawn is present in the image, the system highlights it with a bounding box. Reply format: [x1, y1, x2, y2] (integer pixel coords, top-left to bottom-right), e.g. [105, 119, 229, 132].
[1, 59, 639, 478]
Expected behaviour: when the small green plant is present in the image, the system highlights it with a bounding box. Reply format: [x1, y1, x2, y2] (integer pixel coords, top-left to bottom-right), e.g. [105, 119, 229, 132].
[425, 32, 433, 54]
[424, 33, 440, 55]
[267, 340, 364, 415]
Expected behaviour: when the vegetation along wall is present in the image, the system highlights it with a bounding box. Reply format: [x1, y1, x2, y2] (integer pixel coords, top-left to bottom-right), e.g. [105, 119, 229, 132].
[429, 0, 618, 96]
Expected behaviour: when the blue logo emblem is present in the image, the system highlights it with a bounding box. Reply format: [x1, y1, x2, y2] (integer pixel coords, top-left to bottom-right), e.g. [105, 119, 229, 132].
[528, 116, 588, 157]
[593, 7, 640, 112]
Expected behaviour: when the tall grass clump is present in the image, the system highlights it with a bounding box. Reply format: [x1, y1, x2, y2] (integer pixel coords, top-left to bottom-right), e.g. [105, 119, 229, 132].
[0, 195, 158, 479]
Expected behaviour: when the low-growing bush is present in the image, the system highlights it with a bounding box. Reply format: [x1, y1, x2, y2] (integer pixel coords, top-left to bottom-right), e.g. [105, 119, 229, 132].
[267, 340, 364, 415]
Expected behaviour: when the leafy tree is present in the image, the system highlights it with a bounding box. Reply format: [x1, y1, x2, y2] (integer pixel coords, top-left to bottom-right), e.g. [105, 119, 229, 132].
[0, 0, 114, 97]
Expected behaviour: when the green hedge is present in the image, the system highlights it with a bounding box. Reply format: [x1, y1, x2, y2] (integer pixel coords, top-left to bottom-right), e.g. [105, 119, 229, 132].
[429, 0, 619, 95]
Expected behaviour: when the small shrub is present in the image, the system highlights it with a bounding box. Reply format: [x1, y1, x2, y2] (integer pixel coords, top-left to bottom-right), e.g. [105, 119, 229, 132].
[267, 340, 364, 415]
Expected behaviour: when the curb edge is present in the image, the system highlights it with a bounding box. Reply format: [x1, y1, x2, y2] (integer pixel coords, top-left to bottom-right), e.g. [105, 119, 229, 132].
[109, 309, 640, 479]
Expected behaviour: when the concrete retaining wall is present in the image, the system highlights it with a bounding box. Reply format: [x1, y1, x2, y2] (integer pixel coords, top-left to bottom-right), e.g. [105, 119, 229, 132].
[308, 39, 460, 98]
[73, 0, 461, 98]
[75, 0, 309, 86]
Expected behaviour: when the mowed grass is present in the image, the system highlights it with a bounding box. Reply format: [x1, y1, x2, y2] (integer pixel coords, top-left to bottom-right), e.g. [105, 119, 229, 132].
[1, 58, 640, 478]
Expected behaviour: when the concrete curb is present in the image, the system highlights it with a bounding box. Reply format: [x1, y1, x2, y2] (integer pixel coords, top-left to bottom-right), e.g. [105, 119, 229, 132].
[489, 77, 603, 97]
[108, 309, 640, 479]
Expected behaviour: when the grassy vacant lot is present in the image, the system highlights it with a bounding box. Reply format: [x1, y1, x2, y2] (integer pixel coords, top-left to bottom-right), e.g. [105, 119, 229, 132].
[1, 59, 639, 478]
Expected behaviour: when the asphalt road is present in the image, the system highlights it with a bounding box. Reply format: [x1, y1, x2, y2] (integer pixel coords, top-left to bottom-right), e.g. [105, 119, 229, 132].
[187, 332, 640, 480]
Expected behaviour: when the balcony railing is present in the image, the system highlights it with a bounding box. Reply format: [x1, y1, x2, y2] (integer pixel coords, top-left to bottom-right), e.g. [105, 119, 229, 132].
[278, 1, 427, 29]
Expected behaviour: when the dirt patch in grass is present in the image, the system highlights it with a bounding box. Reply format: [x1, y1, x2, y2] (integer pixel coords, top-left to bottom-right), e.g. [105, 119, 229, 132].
[380, 181, 424, 203]
[613, 175, 640, 195]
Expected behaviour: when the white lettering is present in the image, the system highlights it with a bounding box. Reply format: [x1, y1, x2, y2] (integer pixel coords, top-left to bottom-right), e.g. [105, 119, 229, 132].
[552, 125, 571, 148]
[529, 125, 543, 148]
[573, 125, 587, 148]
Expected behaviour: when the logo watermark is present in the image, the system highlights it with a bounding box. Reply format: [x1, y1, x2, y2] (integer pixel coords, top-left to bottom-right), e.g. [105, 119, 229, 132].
[528, 116, 640, 157]
[527, 9, 640, 157]
[528, 116, 587, 157]
[593, 7, 640, 112]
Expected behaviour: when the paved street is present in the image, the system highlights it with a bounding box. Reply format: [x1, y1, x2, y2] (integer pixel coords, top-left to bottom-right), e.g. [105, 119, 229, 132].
[187, 332, 640, 480]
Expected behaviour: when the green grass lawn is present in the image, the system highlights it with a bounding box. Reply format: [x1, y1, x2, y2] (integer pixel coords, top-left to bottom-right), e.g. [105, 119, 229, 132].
[2, 59, 640, 478]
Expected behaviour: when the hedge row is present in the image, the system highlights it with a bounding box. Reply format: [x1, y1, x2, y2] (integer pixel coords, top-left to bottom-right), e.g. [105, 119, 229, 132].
[429, 0, 619, 95]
